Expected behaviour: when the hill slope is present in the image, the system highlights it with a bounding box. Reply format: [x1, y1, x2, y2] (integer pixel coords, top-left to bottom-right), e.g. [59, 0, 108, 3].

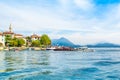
[52, 37, 75, 47]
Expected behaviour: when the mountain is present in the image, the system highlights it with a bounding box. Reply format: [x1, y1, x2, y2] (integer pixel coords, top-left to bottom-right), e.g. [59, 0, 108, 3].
[52, 38, 120, 48]
[87, 43, 120, 47]
[52, 37, 76, 47]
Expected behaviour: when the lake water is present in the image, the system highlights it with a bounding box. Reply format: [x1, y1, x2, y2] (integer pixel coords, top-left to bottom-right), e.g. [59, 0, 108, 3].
[0, 48, 120, 80]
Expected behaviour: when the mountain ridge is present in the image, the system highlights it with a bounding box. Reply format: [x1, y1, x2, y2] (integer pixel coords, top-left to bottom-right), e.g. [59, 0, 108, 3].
[52, 37, 120, 47]
[52, 37, 75, 47]
[87, 42, 120, 47]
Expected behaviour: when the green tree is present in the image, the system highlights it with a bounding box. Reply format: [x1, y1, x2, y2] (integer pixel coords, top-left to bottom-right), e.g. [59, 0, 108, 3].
[40, 34, 51, 47]
[17, 38, 25, 47]
[26, 36, 31, 47]
[9, 38, 18, 47]
[5, 35, 12, 46]
[31, 40, 40, 47]
[26, 36, 31, 42]
[7, 38, 25, 47]
[0, 43, 3, 47]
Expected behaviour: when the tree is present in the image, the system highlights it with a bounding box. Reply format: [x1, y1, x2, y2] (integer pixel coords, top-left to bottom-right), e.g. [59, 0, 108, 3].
[9, 40, 18, 47]
[26, 36, 31, 42]
[7, 38, 25, 47]
[31, 40, 40, 47]
[8, 38, 18, 47]
[40, 34, 51, 47]
[0, 43, 3, 47]
[17, 38, 25, 47]
[5, 35, 12, 46]
[26, 36, 31, 47]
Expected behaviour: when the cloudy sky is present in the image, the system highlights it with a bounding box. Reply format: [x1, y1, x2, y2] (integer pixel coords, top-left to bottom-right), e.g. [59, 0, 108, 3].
[0, 0, 120, 45]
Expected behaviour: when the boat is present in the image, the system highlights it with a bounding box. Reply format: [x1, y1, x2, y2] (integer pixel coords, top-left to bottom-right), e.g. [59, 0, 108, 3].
[54, 47, 74, 51]
[46, 47, 56, 50]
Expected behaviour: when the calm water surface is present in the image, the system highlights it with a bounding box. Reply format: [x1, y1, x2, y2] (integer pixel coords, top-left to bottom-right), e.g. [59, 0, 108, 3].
[0, 48, 120, 80]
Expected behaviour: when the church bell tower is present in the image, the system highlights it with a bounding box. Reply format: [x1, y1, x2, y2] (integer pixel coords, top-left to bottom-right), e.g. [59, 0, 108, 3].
[9, 24, 12, 32]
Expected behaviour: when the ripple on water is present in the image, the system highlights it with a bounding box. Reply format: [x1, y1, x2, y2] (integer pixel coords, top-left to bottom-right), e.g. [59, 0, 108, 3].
[0, 50, 120, 80]
[105, 70, 120, 80]
[62, 67, 100, 77]
[8, 71, 53, 80]
[77, 67, 100, 73]
[107, 75, 120, 79]
[51, 67, 101, 80]
[93, 61, 120, 66]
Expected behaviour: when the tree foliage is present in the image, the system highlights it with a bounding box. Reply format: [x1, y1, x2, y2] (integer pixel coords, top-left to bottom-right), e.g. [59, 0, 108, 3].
[6, 37, 25, 47]
[25, 36, 31, 47]
[4, 34, 51, 47]
[40, 34, 51, 47]
[17, 38, 25, 47]
[0, 43, 3, 47]
[9, 38, 18, 47]
[26, 36, 31, 42]
[5, 35, 12, 46]
[31, 40, 40, 47]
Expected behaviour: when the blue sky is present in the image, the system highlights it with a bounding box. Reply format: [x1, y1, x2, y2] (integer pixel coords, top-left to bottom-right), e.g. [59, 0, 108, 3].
[0, 0, 120, 44]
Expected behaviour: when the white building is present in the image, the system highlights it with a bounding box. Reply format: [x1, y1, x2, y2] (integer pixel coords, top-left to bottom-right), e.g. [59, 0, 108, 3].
[2, 24, 26, 46]
[3, 24, 14, 38]
[31, 34, 41, 41]
[0, 32, 5, 46]
[14, 34, 23, 38]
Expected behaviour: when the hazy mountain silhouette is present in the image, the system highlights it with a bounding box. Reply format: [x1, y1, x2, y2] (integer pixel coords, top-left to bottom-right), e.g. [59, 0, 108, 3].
[52, 38, 120, 48]
[52, 37, 75, 47]
[87, 43, 120, 47]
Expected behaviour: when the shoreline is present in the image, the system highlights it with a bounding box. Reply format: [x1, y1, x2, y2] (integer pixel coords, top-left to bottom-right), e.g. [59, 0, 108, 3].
[0, 47, 46, 51]
[0, 46, 94, 52]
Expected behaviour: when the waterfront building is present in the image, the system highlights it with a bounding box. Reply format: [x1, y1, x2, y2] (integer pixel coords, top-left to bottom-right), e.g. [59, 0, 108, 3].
[3, 24, 26, 46]
[3, 24, 14, 38]
[0, 24, 44, 47]
[14, 34, 23, 38]
[0, 32, 5, 46]
[3, 24, 24, 39]
[31, 34, 41, 41]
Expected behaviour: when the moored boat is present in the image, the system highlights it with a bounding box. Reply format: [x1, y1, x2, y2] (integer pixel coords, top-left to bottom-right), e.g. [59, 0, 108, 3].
[54, 47, 74, 51]
[46, 47, 56, 50]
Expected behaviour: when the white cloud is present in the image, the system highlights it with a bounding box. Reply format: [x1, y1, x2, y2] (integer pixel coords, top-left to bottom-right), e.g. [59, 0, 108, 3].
[0, 1, 120, 45]
[73, 0, 94, 10]
[59, 0, 69, 5]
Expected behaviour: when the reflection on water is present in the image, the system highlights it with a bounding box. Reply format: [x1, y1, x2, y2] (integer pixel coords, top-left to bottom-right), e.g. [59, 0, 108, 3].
[0, 49, 120, 80]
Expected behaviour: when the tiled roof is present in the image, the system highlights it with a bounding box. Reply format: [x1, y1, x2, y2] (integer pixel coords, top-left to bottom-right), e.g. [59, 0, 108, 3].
[3, 31, 14, 34]
[0, 32, 2, 35]
[14, 34, 23, 36]
[31, 34, 40, 38]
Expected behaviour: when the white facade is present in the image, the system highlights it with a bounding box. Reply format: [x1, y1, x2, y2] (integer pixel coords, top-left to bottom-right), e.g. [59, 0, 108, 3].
[31, 37, 38, 41]
[31, 34, 40, 41]
[0, 35, 5, 46]
[14, 34, 23, 38]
